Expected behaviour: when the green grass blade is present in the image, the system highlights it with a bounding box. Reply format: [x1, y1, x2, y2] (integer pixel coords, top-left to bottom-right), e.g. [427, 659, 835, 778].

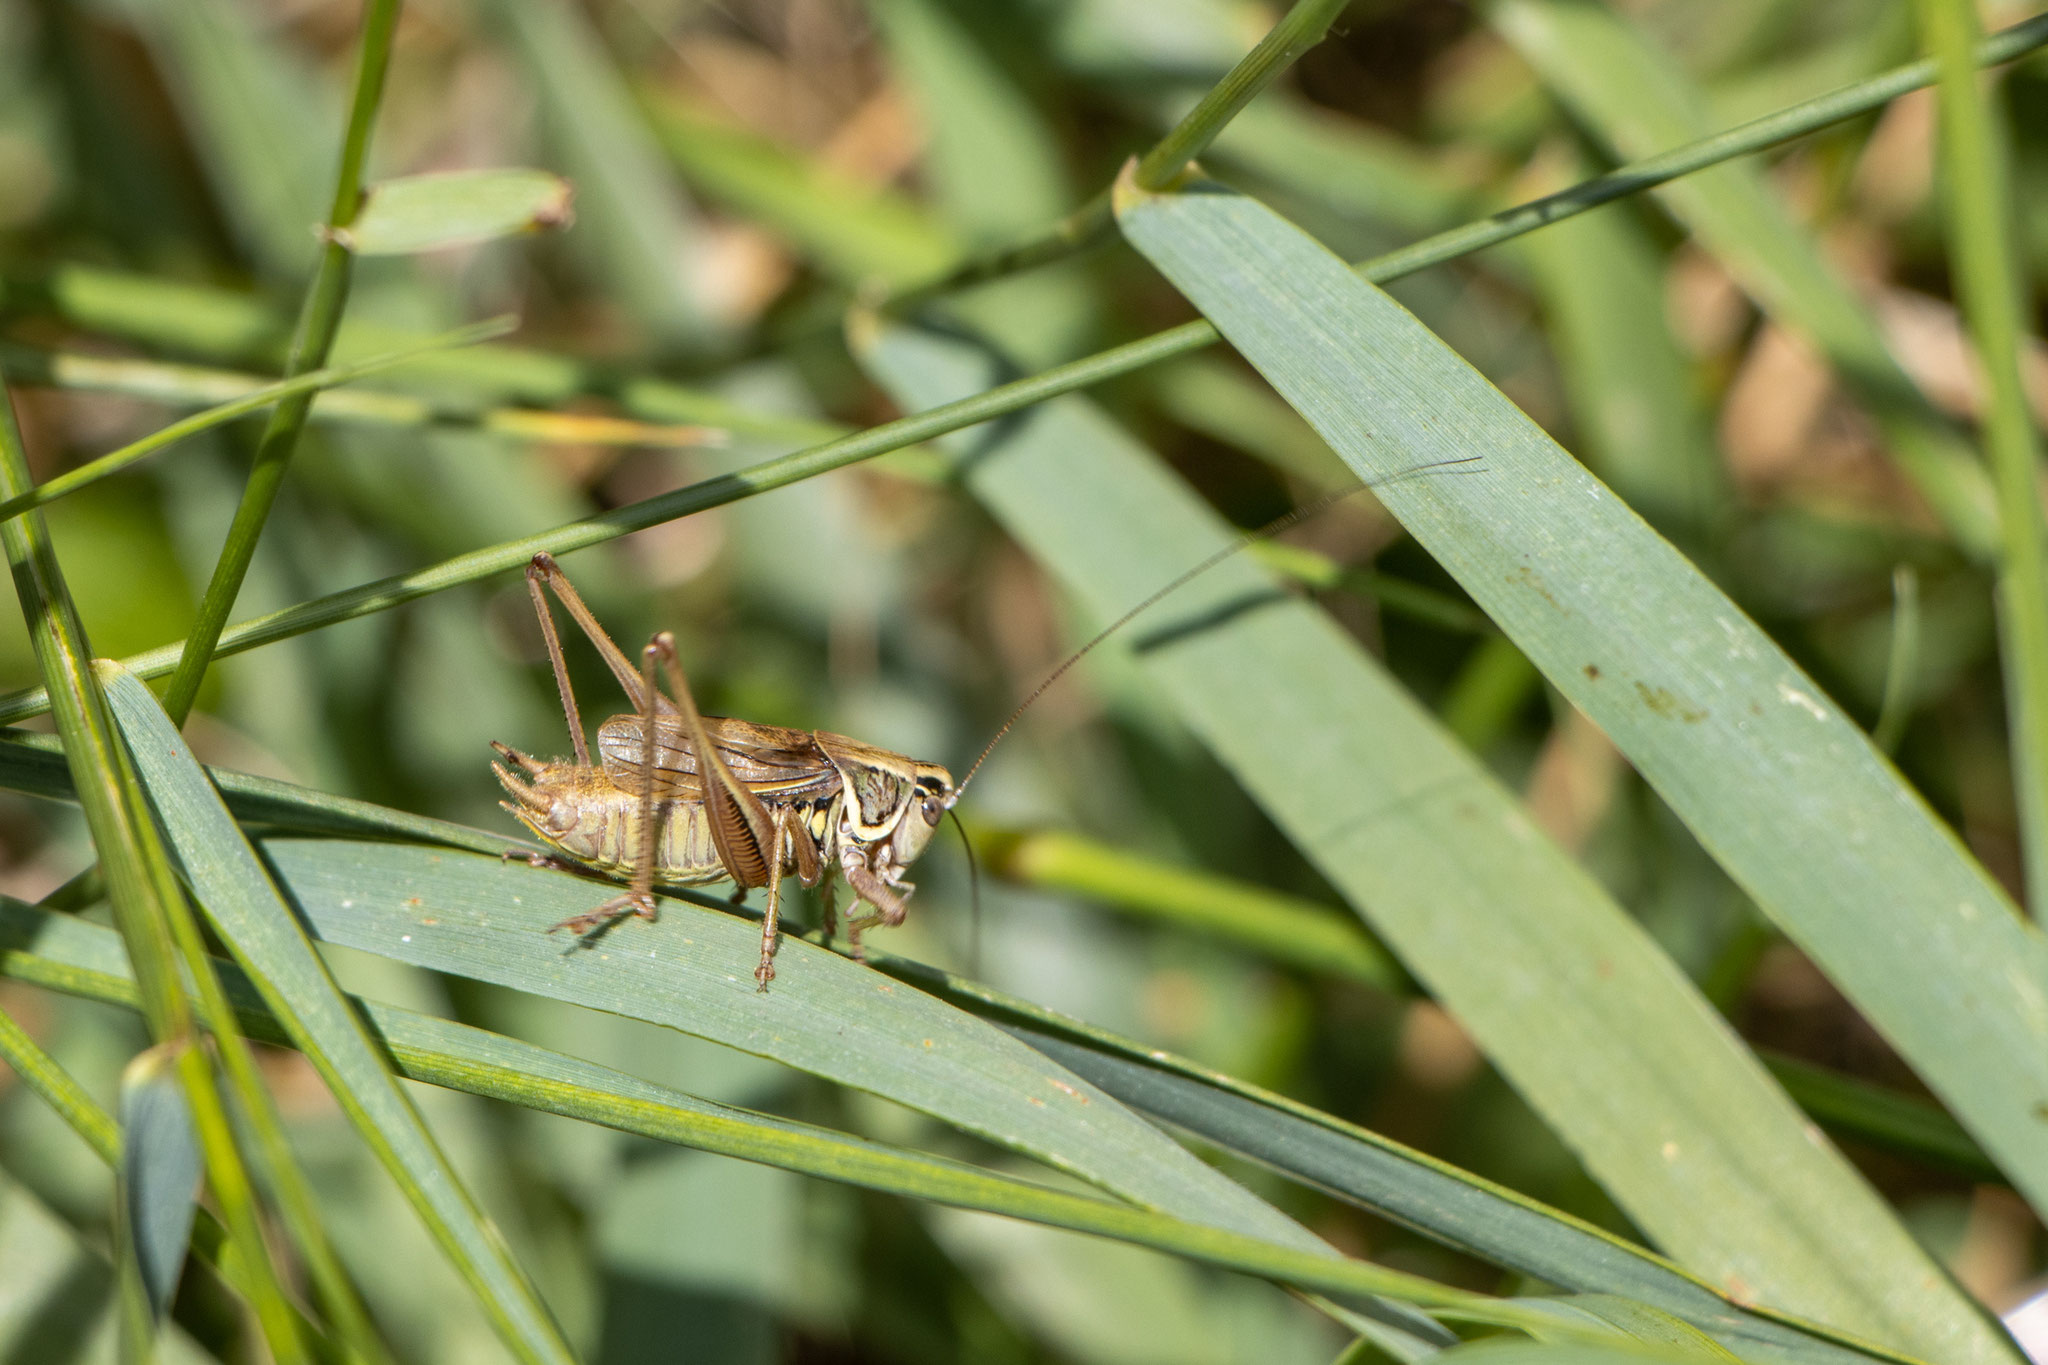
[0, 380, 312, 1363]
[1759, 1052, 2001, 1186]
[0, 319, 514, 525]
[115, 1044, 202, 1329]
[482, 0, 718, 352]
[336, 169, 574, 255]
[1112, 171, 2037, 1359]
[0, 806, 1923, 1364]
[909, 1004, 1913, 1365]
[10, 263, 825, 443]
[855, 308, 2009, 1364]
[0, 727, 1996, 1196]
[977, 827, 1407, 991]
[100, 744, 391, 1359]
[1912, 0, 2048, 920]
[0, 999, 330, 1352]
[3, 13, 2046, 730]
[97, 667, 576, 1365]
[1, 341, 723, 450]
[0, 894, 1610, 1348]
[156, 0, 400, 726]
[1488, 0, 1997, 558]
[1513, 152, 1724, 530]
[246, 842, 1374, 1242]
[250, 839, 1460, 1350]
[642, 95, 959, 286]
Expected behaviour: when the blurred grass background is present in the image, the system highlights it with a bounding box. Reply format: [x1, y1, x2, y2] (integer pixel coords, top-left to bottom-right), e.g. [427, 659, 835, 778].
[0, 0, 2042, 1360]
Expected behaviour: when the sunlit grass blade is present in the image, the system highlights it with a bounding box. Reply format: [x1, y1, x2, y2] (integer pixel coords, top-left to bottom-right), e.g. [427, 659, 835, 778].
[155, 0, 400, 726]
[0, 886, 1923, 1365]
[0, 318, 515, 525]
[335, 169, 573, 255]
[1113, 170, 2039, 1359]
[98, 666, 576, 1365]
[1488, 0, 1996, 558]
[0, 1000, 330, 1351]
[0, 893, 1635, 1350]
[896, 986, 1914, 1365]
[2, 14, 2046, 731]
[114, 1043, 202, 1339]
[0, 726, 1997, 1195]
[10, 263, 832, 442]
[0, 380, 311, 1362]
[1911, 0, 2048, 920]
[3, 341, 720, 448]
[246, 841, 1402, 1251]
[855, 309, 2009, 1364]
[976, 826, 1406, 991]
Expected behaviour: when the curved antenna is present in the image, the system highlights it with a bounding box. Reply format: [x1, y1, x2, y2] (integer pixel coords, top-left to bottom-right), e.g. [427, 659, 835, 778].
[953, 455, 1484, 796]
[947, 806, 981, 978]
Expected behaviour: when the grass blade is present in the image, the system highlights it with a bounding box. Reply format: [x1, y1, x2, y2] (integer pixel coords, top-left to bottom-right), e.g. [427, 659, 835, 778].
[0, 999, 329, 1350]
[0, 319, 515, 525]
[855, 308, 2008, 1364]
[246, 837, 1457, 1353]
[0, 894, 1625, 1349]
[115, 1044, 202, 1331]
[336, 169, 573, 255]
[482, 0, 718, 352]
[1488, 0, 1997, 558]
[98, 666, 576, 1365]
[1910, 0, 2048, 919]
[0, 378, 312, 1362]
[1112, 170, 2037, 1358]
[976, 826, 1407, 990]
[1, 341, 722, 450]
[3, 16, 2047, 728]
[251, 844, 1365, 1232]
[156, 0, 401, 725]
[896, 990, 1914, 1365]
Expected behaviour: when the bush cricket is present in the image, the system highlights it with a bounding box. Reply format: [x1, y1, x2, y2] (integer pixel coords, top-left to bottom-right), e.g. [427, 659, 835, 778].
[493, 552, 954, 989]
[494, 458, 1480, 990]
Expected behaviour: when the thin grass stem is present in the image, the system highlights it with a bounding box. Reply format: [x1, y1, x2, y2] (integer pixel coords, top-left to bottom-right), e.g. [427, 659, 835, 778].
[156, 0, 403, 726]
[0, 12, 2042, 725]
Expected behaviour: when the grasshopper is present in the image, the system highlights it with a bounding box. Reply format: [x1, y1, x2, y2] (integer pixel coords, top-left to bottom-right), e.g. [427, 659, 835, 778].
[492, 552, 953, 989]
[494, 459, 1478, 990]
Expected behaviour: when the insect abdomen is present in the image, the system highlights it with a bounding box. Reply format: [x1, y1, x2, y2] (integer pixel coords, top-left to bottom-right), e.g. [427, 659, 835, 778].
[575, 792, 728, 884]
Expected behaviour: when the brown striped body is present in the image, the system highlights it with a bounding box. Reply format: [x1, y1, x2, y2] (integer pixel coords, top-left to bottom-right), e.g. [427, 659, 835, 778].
[494, 551, 955, 987]
[503, 736, 845, 888]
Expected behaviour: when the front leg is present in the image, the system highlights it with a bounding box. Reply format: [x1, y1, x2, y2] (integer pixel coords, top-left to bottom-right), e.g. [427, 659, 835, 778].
[840, 851, 913, 963]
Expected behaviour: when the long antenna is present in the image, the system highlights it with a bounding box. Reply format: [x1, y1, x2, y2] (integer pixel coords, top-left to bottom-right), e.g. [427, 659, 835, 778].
[953, 454, 1484, 796]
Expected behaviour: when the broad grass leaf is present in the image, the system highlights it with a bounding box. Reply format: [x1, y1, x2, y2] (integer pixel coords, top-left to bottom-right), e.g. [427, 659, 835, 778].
[856, 304, 2006, 1363]
[1112, 171, 2035, 1363]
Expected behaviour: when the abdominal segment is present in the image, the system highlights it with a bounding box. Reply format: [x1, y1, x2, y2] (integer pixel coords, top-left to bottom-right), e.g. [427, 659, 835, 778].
[549, 785, 842, 886]
[561, 791, 729, 885]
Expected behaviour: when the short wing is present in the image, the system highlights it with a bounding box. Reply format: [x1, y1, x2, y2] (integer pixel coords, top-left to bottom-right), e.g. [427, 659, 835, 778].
[598, 714, 839, 803]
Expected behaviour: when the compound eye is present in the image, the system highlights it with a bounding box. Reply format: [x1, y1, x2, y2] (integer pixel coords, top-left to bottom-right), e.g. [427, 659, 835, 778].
[546, 800, 578, 834]
[921, 795, 943, 825]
